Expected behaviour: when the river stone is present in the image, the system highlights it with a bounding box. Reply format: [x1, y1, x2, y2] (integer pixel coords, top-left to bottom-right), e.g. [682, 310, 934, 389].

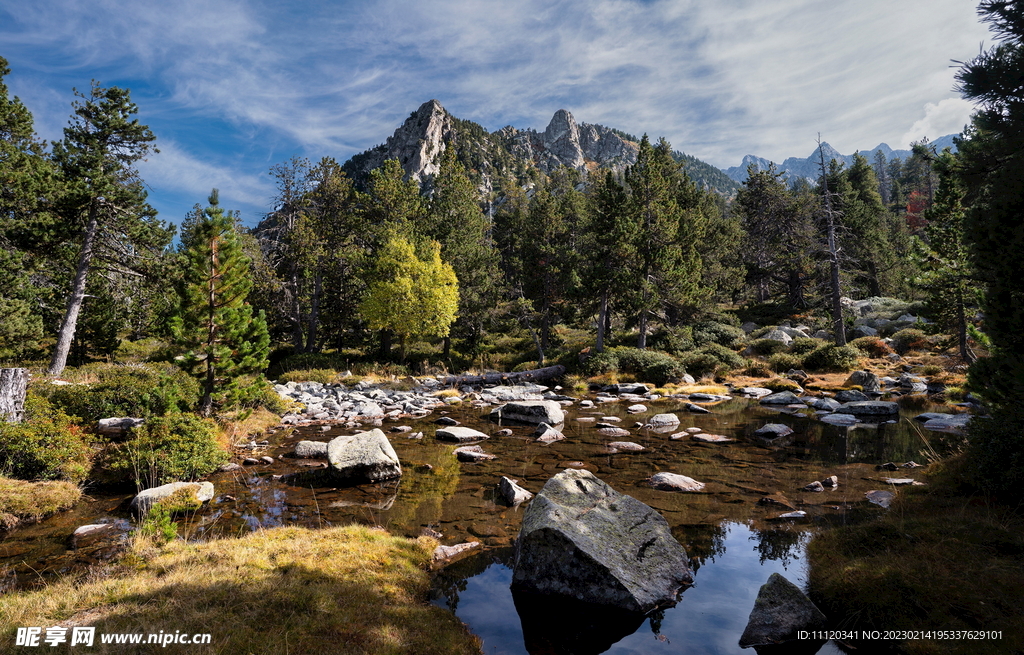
[607, 441, 644, 452]
[432, 541, 481, 564]
[691, 433, 733, 443]
[130, 481, 215, 518]
[627, 404, 647, 413]
[759, 391, 801, 405]
[647, 472, 705, 492]
[454, 445, 497, 462]
[603, 383, 650, 395]
[738, 572, 827, 648]
[294, 440, 328, 458]
[807, 397, 842, 411]
[820, 413, 859, 426]
[598, 427, 631, 437]
[491, 400, 565, 425]
[435, 416, 460, 426]
[648, 413, 679, 426]
[326, 428, 402, 484]
[436, 426, 490, 442]
[834, 401, 900, 416]
[923, 414, 972, 432]
[535, 423, 565, 444]
[866, 490, 895, 507]
[822, 475, 839, 487]
[512, 469, 693, 613]
[497, 476, 534, 505]
[835, 389, 869, 403]
[684, 403, 711, 414]
[97, 417, 145, 436]
[844, 370, 880, 393]
[754, 423, 794, 439]
[739, 387, 773, 398]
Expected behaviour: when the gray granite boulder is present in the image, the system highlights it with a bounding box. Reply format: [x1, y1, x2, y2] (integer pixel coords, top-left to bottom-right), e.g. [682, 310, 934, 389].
[436, 426, 490, 442]
[512, 469, 692, 613]
[454, 445, 496, 462]
[326, 428, 402, 484]
[760, 391, 801, 405]
[834, 401, 900, 416]
[491, 400, 564, 425]
[844, 370, 880, 393]
[739, 573, 827, 648]
[754, 423, 794, 439]
[97, 417, 145, 436]
[807, 397, 842, 411]
[130, 481, 214, 518]
[835, 389, 869, 403]
[646, 472, 705, 492]
[294, 440, 328, 458]
[648, 413, 680, 426]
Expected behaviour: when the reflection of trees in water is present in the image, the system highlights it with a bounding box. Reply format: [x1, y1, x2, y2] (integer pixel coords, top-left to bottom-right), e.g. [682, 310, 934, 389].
[672, 523, 727, 573]
[749, 527, 809, 567]
[429, 547, 514, 612]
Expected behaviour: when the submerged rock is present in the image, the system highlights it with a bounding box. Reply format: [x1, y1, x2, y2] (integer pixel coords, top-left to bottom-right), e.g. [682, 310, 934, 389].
[512, 469, 692, 613]
[739, 572, 827, 648]
[646, 472, 705, 492]
[454, 445, 497, 462]
[326, 428, 402, 484]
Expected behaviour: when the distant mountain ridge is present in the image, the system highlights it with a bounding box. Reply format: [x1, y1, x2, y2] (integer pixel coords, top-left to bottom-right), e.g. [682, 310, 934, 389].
[724, 134, 959, 183]
[342, 100, 740, 196]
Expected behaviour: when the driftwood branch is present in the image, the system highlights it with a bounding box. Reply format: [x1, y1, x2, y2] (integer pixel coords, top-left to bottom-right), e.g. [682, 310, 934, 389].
[439, 364, 566, 388]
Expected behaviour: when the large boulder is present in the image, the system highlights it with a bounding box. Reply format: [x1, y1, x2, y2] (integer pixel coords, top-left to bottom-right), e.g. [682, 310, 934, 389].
[833, 401, 899, 416]
[844, 370, 880, 393]
[759, 391, 801, 405]
[130, 481, 214, 518]
[511, 469, 692, 614]
[739, 573, 827, 648]
[834, 389, 869, 403]
[490, 400, 564, 425]
[326, 428, 402, 484]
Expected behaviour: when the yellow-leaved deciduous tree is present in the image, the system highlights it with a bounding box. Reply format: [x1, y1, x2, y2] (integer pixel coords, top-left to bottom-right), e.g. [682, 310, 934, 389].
[360, 234, 458, 359]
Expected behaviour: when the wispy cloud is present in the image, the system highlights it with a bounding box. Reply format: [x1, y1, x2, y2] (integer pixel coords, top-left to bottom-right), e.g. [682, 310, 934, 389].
[0, 0, 995, 220]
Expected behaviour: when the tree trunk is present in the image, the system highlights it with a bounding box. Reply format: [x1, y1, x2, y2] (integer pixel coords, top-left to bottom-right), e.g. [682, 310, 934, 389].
[442, 336, 451, 359]
[819, 140, 847, 346]
[595, 290, 608, 353]
[48, 203, 100, 376]
[307, 271, 322, 353]
[0, 368, 29, 423]
[439, 364, 565, 387]
[379, 330, 392, 361]
[290, 268, 304, 352]
[637, 284, 650, 350]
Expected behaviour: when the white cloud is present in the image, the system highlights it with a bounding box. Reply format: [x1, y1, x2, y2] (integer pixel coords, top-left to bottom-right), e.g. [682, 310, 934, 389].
[901, 97, 975, 147]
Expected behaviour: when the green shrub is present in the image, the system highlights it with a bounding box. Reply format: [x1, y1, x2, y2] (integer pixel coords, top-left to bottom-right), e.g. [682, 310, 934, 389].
[45, 364, 200, 423]
[749, 339, 789, 356]
[0, 394, 91, 483]
[248, 380, 291, 415]
[803, 344, 861, 372]
[139, 502, 178, 544]
[696, 343, 745, 370]
[768, 352, 804, 373]
[583, 347, 684, 386]
[692, 321, 746, 349]
[277, 352, 350, 372]
[891, 329, 929, 355]
[582, 350, 620, 376]
[790, 337, 826, 355]
[679, 352, 721, 379]
[850, 336, 895, 358]
[110, 414, 227, 488]
[647, 326, 695, 355]
[742, 360, 773, 377]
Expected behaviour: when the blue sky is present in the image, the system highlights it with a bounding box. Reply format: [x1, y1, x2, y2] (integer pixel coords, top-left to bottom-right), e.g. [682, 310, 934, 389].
[0, 0, 992, 227]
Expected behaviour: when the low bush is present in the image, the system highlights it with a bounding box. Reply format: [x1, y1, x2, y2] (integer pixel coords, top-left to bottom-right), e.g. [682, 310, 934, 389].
[749, 339, 789, 356]
[0, 394, 92, 483]
[45, 364, 200, 423]
[695, 343, 745, 371]
[647, 326, 695, 355]
[583, 347, 685, 386]
[849, 336, 894, 358]
[692, 321, 746, 349]
[742, 360, 773, 378]
[768, 352, 804, 373]
[762, 378, 802, 392]
[803, 344, 861, 372]
[891, 328, 929, 355]
[789, 337, 826, 355]
[109, 414, 227, 489]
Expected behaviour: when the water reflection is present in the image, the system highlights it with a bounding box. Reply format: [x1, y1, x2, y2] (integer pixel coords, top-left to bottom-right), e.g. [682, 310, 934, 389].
[431, 522, 839, 655]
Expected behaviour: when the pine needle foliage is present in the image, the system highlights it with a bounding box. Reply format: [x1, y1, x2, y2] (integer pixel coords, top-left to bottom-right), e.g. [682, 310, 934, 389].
[170, 190, 269, 416]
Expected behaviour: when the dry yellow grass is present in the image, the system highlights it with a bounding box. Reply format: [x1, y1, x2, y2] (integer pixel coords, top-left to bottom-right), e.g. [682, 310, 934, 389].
[675, 384, 730, 395]
[216, 407, 281, 447]
[0, 525, 481, 654]
[0, 477, 81, 530]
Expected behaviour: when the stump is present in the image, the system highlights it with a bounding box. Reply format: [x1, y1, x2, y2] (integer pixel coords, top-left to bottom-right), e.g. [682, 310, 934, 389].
[0, 368, 29, 423]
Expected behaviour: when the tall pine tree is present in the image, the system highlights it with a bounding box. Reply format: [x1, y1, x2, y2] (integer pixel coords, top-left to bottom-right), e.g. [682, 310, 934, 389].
[171, 190, 269, 416]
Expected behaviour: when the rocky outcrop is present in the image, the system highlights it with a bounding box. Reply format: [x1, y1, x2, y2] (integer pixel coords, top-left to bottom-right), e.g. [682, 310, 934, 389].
[503, 109, 639, 175]
[739, 573, 827, 648]
[326, 429, 402, 484]
[97, 417, 145, 436]
[511, 469, 692, 613]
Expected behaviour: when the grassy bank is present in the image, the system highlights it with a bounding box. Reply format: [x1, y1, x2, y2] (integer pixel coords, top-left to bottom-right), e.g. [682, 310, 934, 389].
[0, 525, 481, 655]
[807, 456, 1024, 654]
[0, 477, 81, 531]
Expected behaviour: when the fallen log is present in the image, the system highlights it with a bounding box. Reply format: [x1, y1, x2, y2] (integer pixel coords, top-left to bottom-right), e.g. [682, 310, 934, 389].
[439, 364, 566, 388]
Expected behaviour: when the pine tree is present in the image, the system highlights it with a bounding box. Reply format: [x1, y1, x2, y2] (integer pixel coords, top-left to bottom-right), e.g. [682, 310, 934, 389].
[47, 83, 172, 375]
[955, 0, 1024, 495]
[171, 190, 269, 416]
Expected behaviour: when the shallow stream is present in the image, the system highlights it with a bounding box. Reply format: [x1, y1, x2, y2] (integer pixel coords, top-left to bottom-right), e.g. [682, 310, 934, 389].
[0, 391, 960, 653]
